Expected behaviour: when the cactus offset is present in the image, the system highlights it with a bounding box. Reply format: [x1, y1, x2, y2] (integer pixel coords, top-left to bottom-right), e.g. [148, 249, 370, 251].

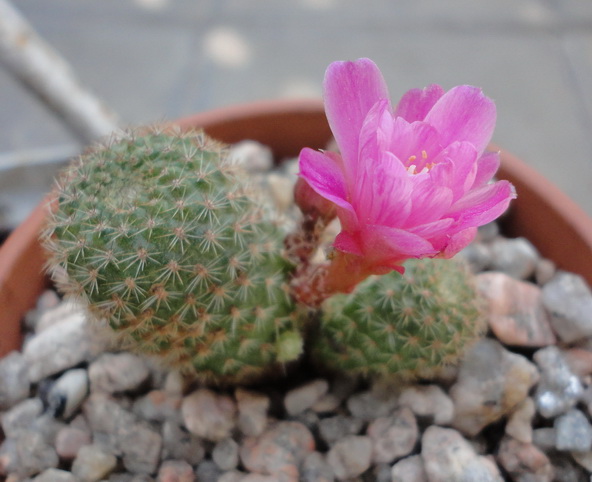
[312, 258, 485, 380]
[42, 128, 303, 383]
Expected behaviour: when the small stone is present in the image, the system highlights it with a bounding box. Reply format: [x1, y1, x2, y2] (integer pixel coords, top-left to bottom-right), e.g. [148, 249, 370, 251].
[571, 450, 592, 472]
[310, 393, 340, 413]
[11, 430, 59, 478]
[450, 338, 539, 436]
[163, 370, 187, 396]
[535, 258, 556, 285]
[532, 428, 556, 452]
[55, 426, 92, 459]
[35, 300, 83, 333]
[0, 351, 30, 410]
[157, 460, 194, 482]
[476, 272, 556, 347]
[46, 368, 89, 419]
[563, 348, 592, 377]
[533, 346, 583, 418]
[366, 407, 418, 464]
[346, 390, 397, 421]
[489, 237, 539, 279]
[195, 460, 223, 482]
[119, 422, 162, 475]
[497, 436, 554, 482]
[505, 397, 535, 443]
[23, 313, 108, 383]
[132, 389, 182, 423]
[240, 421, 314, 479]
[301, 451, 334, 482]
[71, 444, 117, 482]
[398, 384, 454, 424]
[218, 470, 248, 482]
[554, 409, 592, 452]
[542, 271, 592, 343]
[1, 397, 43, 438]
[266, 173, 296, 212]
[318, 415, 364, 447]
[213, 438, 240, 471]
[421, 426, 503, 482]
[457, 242, 492, 273]
[182, 388, 236, 442]
[326, 435, 372, 480]
[391, 455, 427, 482]
[89, 352, 150, 394]
[33, 468, 78, 482]
[284, 379, 329, 416]
[83, 392, 136, 448]
[235, 388, 269, 437]
[161, 420, 205, 465]
[477, 222, 499, 242]
[230, 140, 273, 173]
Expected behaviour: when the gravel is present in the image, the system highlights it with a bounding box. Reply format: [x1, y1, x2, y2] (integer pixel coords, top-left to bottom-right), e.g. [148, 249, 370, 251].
[1, 142, 592, 480]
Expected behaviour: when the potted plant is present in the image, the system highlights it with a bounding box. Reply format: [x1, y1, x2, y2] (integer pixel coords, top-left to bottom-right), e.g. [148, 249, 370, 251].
[1, 58, 592, 480]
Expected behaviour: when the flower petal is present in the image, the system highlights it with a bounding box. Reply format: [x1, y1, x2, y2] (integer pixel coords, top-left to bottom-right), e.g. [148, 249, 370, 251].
[441, 227, 478, 258]
[431, 141, 479, 200]
[362, 224, 438, 263]
[473, 150, 501, 188]
[394, 84, 445, 122]
[425, 85, 496, 153]
[323, 58, 390, 165]
[449, 180, 516, 229]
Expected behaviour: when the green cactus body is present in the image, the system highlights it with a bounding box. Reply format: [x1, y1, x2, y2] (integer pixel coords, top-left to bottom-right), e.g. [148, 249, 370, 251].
[43, 129, 303, 383]
[313, 258, 485, 380]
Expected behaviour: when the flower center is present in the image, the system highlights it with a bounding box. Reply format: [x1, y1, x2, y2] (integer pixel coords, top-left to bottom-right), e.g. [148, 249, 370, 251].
[406, 150, 435, 175]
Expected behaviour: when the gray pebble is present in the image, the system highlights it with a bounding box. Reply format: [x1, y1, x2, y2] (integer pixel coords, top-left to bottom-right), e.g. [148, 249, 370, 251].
[195, 460, 223, 482]
[14, 430, 59, 478]
[240, 421, 314, 479]
[477, 222, 499, 242]
[46, 368, 89, 419]
[156, 460, 194, 482]
[71, 444, 117, 481]
[391, 455, 427, 482]
[235, 388, 270, 437]
[33, 468, 78, 482]
[421, 426, 503, 482]
[366, 407, 418, 464]
[318, 414, 364, 447]
[542, 271, 592, 343]
[55, 425, 92, 460]
[346, 390, 397, 421]
[533, 346, 583, 418]
[497, 436, 554, 482]
[213, 438, 240, 471]
[0, 351, 30, 410]
[284, 379, 328, 416]
[489, 237, 539, 279]
[1, 397, 43, 438]
[182, 388, 236, 442]
[89, 352, 150, 394]
[398, 385, 454, 425]
[457, 242, 492, 272]
[119, 422, 162, 475]
[450, 338, 539, 436]
[161, 420, 205, 465]
[535, 258, 556, 285]
[23, 313, 108, 383]
[532, 428, 557, 452]
[132, 389, 182, 424]
[301, 451, 334, 482]
[554, 409, 592, 452]
[326, 435, 372, 480]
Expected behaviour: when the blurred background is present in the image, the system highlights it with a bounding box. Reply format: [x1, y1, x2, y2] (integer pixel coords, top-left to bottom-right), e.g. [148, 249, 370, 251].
[1, 0, 591, 231]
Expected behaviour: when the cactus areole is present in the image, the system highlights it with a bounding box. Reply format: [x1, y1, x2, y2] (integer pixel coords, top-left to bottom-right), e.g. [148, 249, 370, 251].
[43, 129, 304, 383]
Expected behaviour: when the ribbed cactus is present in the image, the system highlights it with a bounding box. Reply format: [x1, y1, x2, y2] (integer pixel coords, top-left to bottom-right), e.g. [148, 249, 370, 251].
[42, 128, 304, 383]
[312, 258, 485, 380]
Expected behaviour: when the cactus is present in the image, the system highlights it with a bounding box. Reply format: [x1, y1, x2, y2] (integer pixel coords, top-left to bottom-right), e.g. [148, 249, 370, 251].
[42, 128, 304, 383]
[312, 258, 486, 380]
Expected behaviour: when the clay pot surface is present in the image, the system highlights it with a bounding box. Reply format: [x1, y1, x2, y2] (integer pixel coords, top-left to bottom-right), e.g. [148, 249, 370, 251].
[1, 99, 591, 358]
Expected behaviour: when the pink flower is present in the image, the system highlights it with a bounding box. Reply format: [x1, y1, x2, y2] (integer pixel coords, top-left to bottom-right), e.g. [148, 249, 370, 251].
[298, 58, 516, 275]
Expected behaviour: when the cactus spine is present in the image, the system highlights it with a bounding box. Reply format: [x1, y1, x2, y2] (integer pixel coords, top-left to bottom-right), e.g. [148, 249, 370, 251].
[43, 128, 303, 383]
[312, 258, 486, 380]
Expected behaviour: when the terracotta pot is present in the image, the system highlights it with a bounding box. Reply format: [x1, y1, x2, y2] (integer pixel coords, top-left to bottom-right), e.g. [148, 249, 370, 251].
[1, 99, 592, 359]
